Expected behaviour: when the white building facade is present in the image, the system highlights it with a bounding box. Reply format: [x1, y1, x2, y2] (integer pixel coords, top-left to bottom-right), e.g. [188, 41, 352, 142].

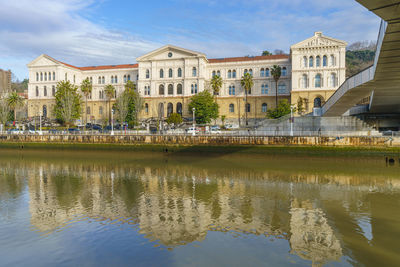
[27, 32, 346, 123]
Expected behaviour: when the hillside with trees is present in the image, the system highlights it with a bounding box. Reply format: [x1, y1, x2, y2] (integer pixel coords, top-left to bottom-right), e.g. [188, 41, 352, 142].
[346, 41, 376, 78]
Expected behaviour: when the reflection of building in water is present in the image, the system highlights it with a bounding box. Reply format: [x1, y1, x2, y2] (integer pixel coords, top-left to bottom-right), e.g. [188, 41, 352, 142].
[289, 199, 342, 267]
[18, 159, 400, 264]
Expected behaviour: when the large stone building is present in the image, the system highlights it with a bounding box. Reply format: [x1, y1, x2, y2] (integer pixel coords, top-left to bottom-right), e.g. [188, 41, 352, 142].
[27, 32, 346, 124]
[0, 68, 12, 95]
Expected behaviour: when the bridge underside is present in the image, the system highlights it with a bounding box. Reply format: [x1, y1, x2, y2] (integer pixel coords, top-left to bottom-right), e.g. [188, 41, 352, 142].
[322, 1, 400, 116]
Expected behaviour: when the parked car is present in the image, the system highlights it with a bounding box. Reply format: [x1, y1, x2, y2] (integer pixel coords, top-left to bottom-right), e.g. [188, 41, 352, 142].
[68, 128, 81, 134]
[7, 129, 24, 135]
[185, 127, 200, 134]
[225, 124, 239, 129]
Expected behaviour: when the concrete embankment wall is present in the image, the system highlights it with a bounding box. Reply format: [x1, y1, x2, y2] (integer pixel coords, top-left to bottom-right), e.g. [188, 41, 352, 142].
[1, 134, 400, 147]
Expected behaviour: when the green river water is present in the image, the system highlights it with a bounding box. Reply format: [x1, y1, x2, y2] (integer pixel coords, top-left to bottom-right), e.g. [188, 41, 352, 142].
[0, 149, 399, 266]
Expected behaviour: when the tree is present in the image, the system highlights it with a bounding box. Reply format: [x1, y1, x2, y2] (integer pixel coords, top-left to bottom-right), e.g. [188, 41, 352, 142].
[80, 78, 92, 128]
[297, 97, 305, 115]
[166, 113, 183, 125]
[54, 81, 81, 126]
[210, 75, 223, 96]
[240, 72, 253, 126]
[122, 81, 143, 127]
[7, 92, 23, 123]
[0, 96, 11, 127]
[221, 115, 226, 126]
[114, 91, 130, 124]
[188, 90, 219, 124]
[274, 49, 285, 55]
[104, 84, 115, 125]
[271, 65, 282, 108]
[267, 99, 293, 119]
[262, 50, 272, 56]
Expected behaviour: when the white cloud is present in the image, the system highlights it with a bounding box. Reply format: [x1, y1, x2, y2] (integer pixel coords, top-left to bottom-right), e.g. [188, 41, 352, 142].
[0, 0, 381, 80]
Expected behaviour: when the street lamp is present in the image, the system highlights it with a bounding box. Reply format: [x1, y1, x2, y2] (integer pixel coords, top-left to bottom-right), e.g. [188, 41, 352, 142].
[192, 107, 196, 136]
[290, 104, 295, 137]
[39, 110, 43, 135]
[111, 109, 114, 136]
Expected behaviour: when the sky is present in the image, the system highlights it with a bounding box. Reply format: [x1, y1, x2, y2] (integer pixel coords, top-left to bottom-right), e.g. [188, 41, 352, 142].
[0, 0, 380, 80]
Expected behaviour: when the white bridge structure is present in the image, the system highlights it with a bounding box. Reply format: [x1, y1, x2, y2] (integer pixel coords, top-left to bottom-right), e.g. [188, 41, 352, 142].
[322, 1, 400, 117]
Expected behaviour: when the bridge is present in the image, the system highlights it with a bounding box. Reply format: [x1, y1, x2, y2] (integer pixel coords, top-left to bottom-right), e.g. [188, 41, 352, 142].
[321, 1, 400, 117]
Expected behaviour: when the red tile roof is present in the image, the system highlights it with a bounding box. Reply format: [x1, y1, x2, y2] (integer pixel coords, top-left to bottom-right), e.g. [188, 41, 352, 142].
[46, 55, 138, 71]
[208, 54, 289, 63]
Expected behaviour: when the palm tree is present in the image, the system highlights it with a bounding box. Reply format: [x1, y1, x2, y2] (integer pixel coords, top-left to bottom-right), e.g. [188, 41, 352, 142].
[7, 92, 23, 123]
[240, 72, 254, 126]
[80, 78, 92, 129]
[271, 65, 282, 108]
[104, 84, 116, 125]
[210, 75, 223, 96]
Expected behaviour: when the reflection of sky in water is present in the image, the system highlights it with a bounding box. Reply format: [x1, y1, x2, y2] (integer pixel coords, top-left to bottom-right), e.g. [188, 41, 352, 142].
[0, 152, 399, 266]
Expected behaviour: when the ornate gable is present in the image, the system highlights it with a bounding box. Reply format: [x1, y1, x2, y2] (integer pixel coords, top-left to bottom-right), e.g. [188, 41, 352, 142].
[291, 32, 347, 50]
[27, 54, 61, 68]
[136, 45, 206, 62]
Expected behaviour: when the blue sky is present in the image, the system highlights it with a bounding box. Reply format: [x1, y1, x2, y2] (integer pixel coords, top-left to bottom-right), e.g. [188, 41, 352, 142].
[0, 0, 380, 80]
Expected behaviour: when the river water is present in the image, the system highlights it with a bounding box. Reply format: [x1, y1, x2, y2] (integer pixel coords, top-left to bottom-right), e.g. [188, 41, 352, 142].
[0, 149, 399, 266]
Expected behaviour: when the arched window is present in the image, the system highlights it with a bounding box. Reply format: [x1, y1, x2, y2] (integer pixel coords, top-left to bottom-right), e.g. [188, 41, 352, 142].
[232, 70, 237, 78]
[144, 85, 151, 96]
[114, 76, 117, 84]
[229, 104, 235, 113]
[168, 84, 173, 95]
[191, 84, 198, 94]
[278, 83, 287, 94]
[86, 106, 91, 115]
[90, 77, 93, 83]
[192, 67, 197, 77]
[315, 74, 322, 88]
[323, 56, 328, 67]
[314, 97, 322, 108]
[229, 85, 235, 95]
[40, 72, 43, 81]
[330, 55, 335, 66]
[246, 103, 251, 113]
[244, 69, 248, 75]
[52, 85, 55, 96]
[146, 69, 150, 79]
[330, 73, 337, 87]
[309, 56, 314, 67]
[178, 68, 182, 77]
[160, 69, 164, 78]
[98, 77, 101, 84]
[177, 102, 183, 115]
[301, 74, 308, 88]
[303, 56, 308, 68]
[265, 68, 270, 77]
[260, 68, 265, 77]
[167, 103, 173, 116]
[44, 86, 47, 96]
[316, 56, 321, 67]
[282, 67, 287, 76]
[53, 72, 55, 81]
[261, 84, 268, 94]
[111, 76, 114, 83]
[44, 72, 47, 81]
[145, 103, 149, 114]
[102, 76, 105, 84]
[228, 70, 232, 78]
[262, 103, 268, 113]
[127, 75, 130, 81]
[212, 71, 216, 77]
[99, 106, 103, 115]
[42, 105, 47, 118]
[159, 85, 165, 95]
[35, 86, 39, 97]
[36, 73, 39, 81]
[249, 69, 253, 76]
[168, 68, 173, 78]
[177, 84, 183, 95]
[124, 75, 127, 83]
[217, 70, 221, 77]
